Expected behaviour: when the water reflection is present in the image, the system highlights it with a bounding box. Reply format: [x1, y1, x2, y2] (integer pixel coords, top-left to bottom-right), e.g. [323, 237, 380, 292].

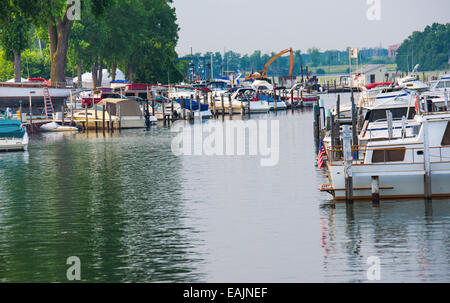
[319, 200, 450, 282]
[0, 129, 205, 282]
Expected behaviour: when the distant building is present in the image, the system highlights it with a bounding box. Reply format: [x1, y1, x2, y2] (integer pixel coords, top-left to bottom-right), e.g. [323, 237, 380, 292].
[388, 44, 400, 58]
[352, 64, 387, 87]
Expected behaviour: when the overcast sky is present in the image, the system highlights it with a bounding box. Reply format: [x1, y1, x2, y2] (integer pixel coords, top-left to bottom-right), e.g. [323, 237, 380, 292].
[173, 0, 450, 55]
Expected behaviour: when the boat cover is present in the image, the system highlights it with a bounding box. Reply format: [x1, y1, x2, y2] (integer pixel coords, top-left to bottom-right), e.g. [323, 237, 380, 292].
[0, 120, 26, 138]
[175, 99, 209, 111]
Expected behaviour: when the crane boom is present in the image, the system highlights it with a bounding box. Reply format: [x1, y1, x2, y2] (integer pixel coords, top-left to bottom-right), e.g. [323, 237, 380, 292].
[245, 48, 294, 80]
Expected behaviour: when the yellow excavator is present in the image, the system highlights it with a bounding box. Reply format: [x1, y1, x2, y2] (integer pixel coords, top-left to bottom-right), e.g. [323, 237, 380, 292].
[245, 48, 294, 81]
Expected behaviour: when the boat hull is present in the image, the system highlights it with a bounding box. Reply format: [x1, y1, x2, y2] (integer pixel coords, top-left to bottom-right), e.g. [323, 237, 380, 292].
[326, 162, 450, 200]
[0, 133, 29, 152]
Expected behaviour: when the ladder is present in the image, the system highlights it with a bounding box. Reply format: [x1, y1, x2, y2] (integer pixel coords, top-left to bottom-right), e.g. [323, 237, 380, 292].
[43, 86, 54, 119]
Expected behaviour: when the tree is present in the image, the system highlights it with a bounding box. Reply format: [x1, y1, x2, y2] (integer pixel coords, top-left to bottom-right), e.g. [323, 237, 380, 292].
[307, 47, 320, 67]
[12, 0, 111, 86]
[396, 23, 450, 72]
[0, 10, 31, 82]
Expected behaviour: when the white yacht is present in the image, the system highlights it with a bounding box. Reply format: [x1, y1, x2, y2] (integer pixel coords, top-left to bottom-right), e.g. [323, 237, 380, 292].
[321, 111, 450, 200]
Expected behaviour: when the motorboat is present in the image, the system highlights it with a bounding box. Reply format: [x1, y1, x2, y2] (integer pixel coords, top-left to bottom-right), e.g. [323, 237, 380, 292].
[321, 111, 450, 200]
[40, 121, 79, 132]
[215, 87, 270, 114]
[0, 119, 29, 151]
[284, 83, 320, 107]
[71, 98, 156, 129]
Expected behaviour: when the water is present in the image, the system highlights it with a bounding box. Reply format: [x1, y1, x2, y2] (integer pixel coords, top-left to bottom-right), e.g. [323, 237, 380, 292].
[0, 93, 449, 282]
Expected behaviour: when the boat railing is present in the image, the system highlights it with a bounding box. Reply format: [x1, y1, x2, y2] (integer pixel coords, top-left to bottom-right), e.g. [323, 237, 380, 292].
[326, 145, 450, 165]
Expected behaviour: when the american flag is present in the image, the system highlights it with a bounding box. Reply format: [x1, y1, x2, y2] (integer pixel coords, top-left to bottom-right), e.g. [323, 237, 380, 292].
[317, 140, 326, 169]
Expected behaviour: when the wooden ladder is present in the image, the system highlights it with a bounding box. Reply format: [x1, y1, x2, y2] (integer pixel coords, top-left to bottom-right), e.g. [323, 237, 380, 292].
[43, 87, 54, 119]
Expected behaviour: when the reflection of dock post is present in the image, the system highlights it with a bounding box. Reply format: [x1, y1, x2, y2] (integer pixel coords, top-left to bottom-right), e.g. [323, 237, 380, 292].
[423, 119, 432, 200]
[371, 176, 380, 205]
[343, 125, 353, 204]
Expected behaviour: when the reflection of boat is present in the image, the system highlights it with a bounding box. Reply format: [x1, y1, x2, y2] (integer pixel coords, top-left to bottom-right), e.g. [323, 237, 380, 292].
[71, 98, 155, 129]
[0, 119, 29, 151]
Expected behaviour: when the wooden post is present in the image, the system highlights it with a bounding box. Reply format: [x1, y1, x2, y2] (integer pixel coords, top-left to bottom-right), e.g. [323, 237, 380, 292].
[109, 104, 113, 132]
[181, 96, 186, 120]
[221, 94, 225, 118]
[102, 104, 106, 131]
[228, 94, 233, 118]
[371, 176, 380, 204]
[444, 88, 448, 111]
[85, 104, 88, 131]
[343, 125, 353, 204]
[386, 110, 393, 139]
[60, 105, 65, 125]
[300, 90, 304, 108]
[423, 118, 432, 200]
[70, 89, 74, 123]
[171, 98, 174, 122]
[94, 102, 98, 130]
[212, 94, 216, 118]
[28, 93, 33, 133]
[240, 98, 244, 117]
[162, 98, 166, 125]
[291, 90, 294, 113]
[247, 93, 251, 117]
[351, 91, 358, 159]
[189, 95, 193, 120]
[152, 96, 155, 117]
[118, 103, 122, 129]
[274, 93, 278, 112]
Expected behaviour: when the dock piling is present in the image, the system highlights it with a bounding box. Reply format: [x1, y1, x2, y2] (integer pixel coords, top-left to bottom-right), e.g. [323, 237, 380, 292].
[423, 119, 432, 200]
[343, 125, 354, 204]
[371, 176, 380, 205]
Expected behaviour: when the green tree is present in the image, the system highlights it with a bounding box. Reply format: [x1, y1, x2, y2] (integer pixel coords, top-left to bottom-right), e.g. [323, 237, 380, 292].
[11, 0, 111, 86]
[0, 10, 31, 82]
[307, 47, 320, 67]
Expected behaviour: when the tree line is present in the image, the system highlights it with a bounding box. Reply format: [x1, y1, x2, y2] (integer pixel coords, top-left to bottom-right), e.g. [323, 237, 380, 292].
[181, 47, 396, 80]
[0, 0, 183, 86]
[396, 23, 450, 72]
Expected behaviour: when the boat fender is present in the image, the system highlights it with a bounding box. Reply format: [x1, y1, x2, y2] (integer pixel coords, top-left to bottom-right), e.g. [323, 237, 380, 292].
[414, 96, 419, 112]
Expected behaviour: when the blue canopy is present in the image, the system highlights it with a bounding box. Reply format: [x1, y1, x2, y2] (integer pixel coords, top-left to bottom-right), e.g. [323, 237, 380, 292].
[0, 120, 26, 139]
[175, 99, 209, 111]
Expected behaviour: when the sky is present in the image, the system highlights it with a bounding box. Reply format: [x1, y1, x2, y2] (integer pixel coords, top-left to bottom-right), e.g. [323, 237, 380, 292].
[173, 0, 450, 55]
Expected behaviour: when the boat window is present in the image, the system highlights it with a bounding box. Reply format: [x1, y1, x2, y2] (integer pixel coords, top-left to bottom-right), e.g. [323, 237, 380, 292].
[369, 108, 415, 122]
[441, 122, 450, 146]
[436, 81, 445, 88]
[372, 148, 406, 163]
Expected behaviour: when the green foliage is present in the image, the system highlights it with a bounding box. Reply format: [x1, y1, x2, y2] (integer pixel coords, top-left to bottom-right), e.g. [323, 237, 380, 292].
[307, 47, 320, 67]
[396, 23, 450, 72]
[0, 13, 31, 61]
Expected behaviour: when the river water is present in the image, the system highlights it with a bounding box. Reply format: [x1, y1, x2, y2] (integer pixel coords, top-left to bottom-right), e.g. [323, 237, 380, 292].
[0, 93, 449, 282]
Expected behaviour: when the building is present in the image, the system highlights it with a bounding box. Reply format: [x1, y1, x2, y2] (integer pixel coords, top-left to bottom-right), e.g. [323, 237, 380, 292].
[388, 44, 400, 58]
[352, 64, 387, 87]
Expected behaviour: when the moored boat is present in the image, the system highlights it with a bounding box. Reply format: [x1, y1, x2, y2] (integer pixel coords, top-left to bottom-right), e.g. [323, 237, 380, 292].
[0, 119, 29, 152]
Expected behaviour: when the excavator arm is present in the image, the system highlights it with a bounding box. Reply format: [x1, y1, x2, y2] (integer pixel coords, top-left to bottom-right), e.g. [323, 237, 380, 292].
[261, 48, 294, 77]
[245, 47, 294, 81]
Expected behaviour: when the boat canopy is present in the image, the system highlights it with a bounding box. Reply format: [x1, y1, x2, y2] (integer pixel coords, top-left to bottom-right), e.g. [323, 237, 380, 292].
[0, 120, 26, 139]
[98, 98, 143, 117]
